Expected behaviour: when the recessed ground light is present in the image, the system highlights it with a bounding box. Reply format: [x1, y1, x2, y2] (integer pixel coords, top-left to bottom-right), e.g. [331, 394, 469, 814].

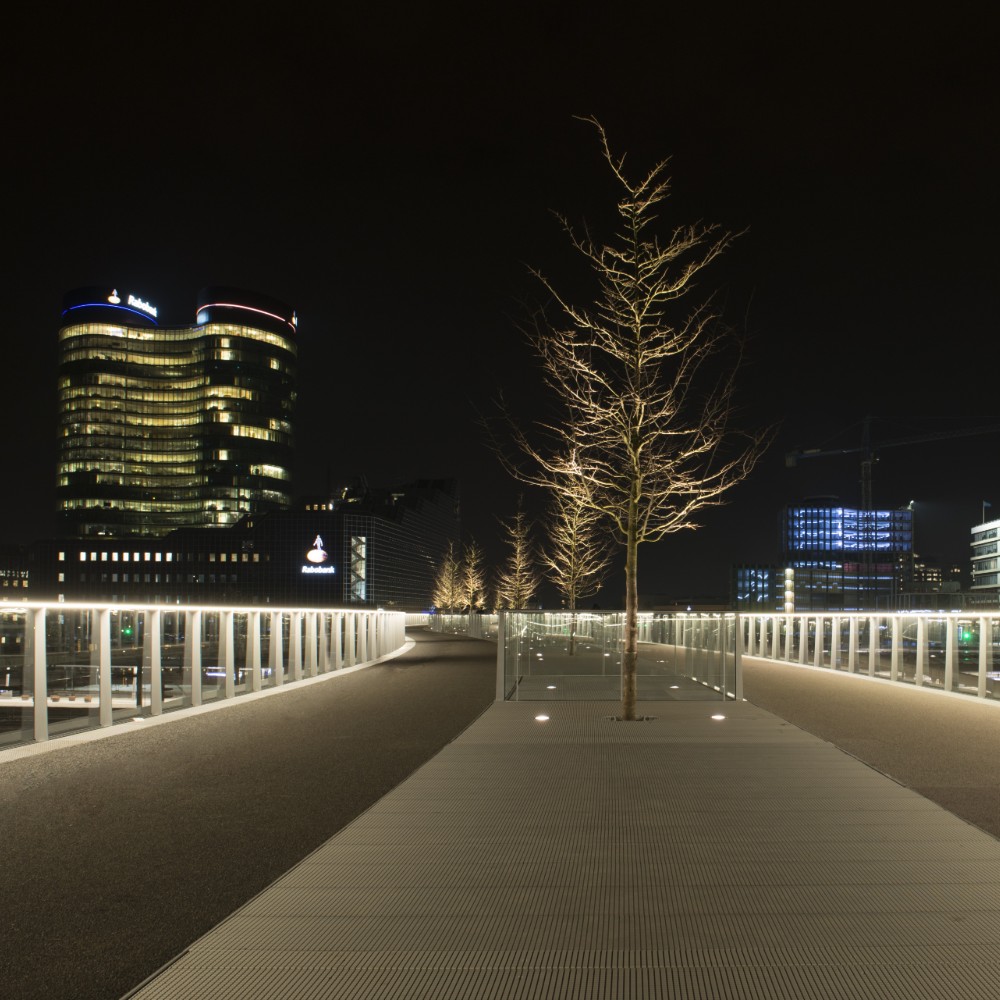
[670, 685, 679, 690]
[604, 653, 611, 657]
[535, 714, 550, 722]
[711, 714, 726, 721]
[546, 685, 556, 690]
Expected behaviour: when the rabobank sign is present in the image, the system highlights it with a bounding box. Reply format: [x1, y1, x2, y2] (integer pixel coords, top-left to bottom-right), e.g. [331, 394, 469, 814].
[302, 534, 336, 575]
[127, 293, 158, 319]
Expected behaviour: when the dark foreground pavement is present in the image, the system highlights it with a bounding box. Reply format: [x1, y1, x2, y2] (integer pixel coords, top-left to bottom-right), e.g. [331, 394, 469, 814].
[0, 630, 495, 1000]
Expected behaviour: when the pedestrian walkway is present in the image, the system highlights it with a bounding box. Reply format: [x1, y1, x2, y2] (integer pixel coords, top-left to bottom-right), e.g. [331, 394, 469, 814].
[127, 697, 1000, 999]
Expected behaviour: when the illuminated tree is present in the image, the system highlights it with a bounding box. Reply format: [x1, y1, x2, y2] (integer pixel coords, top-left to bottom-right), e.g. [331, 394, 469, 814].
[459, 539, 488, 613]
[508, 118, 770, 719]
[539, 466, 613, 652]
[431, 540, 463, 612]
[494, 499, 540, 609]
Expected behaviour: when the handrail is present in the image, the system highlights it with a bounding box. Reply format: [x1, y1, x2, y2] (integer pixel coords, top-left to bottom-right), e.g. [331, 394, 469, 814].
[0, 602, 407, 744]
[740, 611, 999, 701]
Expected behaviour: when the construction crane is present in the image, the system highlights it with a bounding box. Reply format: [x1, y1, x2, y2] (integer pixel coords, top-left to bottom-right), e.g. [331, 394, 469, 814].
[785, 416, 1000, 511]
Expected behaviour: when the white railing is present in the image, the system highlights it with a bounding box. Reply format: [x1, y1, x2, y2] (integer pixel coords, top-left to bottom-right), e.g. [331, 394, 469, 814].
[488, 612, 741, 702]
[742, 612, 1000, 701]
[421, 611, 742, 702]
[423, 613, 499, 641]
[0, 602, 407, 746]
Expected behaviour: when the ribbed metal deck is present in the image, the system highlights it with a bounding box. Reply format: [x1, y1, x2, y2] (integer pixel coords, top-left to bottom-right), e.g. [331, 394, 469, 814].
[127, 701, 1000, 999]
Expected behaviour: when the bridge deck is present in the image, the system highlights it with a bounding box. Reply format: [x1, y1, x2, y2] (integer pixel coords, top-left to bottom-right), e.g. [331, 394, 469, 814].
[128, 693, 1000, 999]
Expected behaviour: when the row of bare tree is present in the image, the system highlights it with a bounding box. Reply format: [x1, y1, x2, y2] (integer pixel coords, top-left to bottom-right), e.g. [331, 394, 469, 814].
[431, 491, 613, 616]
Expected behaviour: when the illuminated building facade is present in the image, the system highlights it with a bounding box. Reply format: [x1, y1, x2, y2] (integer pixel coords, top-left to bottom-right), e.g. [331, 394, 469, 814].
[971, 518, 1000, 594]
[780, 500, 913, 610]
[57, 286, 296, 538]
[732, 500, 913, 611]
[32, 480, 460, 611]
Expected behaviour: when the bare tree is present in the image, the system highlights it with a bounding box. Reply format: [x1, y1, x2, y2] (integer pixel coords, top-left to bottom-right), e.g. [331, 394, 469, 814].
[459, 539, 488, 613]
[508, 118, 770, 719]
[494, 498, 540, 609]
[432, 540, 463, 612]
[539, 466, 613, 652]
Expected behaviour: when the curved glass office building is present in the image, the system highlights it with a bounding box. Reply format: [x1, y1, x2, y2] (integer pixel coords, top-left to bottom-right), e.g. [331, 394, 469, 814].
[57, 286, 297, 538]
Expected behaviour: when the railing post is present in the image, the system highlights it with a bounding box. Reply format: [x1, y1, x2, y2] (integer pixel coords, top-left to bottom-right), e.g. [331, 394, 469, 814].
[27, 608, 48, 742]
[332, 614, 343, 669]
[270, 612, 283, 685]
[979, 616, 989, 698]
[246, 611, 262, 691]
[944, 616, 956, 692]
[890, 615, 901, 682]
[220, 610, 235, 699]
[915, 615, 927, 687]
[289, 611, 302, 681]
[305, 612, 318, 677]
[732, 614, 743, 701]
[496, 611, 506, 701]
[185, 610, 202, 707]
[97, 608, 112, 727]
[868, 615, 878, 677]
[145, 609, 162, 716]
[847, 616, 858, 673]
[345, 615, 356, 668]
[319, 613, 330, 673]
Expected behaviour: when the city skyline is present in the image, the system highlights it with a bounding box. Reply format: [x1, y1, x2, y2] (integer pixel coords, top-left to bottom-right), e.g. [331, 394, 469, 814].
[5, 8, 998, 598]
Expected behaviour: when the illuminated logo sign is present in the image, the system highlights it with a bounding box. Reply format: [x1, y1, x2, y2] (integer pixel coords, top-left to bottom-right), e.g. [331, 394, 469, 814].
[127, 294, 158, 318]
[107, 289, 121, 304]
[302, 535, 335, 575]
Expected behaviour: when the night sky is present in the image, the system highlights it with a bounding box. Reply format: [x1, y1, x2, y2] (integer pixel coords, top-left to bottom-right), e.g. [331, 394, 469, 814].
[5, 6, 998, 601]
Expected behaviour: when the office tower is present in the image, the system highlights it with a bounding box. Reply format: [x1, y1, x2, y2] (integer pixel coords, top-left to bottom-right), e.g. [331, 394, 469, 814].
[780, 499, 913, 610]
[57, 286, 297, 537]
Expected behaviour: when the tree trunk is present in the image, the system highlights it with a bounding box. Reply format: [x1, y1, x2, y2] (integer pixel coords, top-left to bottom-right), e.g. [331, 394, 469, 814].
[568, 599, 577, 656]
[621, 501, 639, 720]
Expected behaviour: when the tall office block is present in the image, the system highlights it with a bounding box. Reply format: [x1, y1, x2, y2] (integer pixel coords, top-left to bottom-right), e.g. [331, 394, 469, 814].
[57, 286, 297, 538]
[780, 499, 913, 610]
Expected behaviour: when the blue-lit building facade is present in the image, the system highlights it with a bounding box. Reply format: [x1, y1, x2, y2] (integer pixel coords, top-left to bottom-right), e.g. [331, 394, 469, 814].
[734, 499, 914, 612]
